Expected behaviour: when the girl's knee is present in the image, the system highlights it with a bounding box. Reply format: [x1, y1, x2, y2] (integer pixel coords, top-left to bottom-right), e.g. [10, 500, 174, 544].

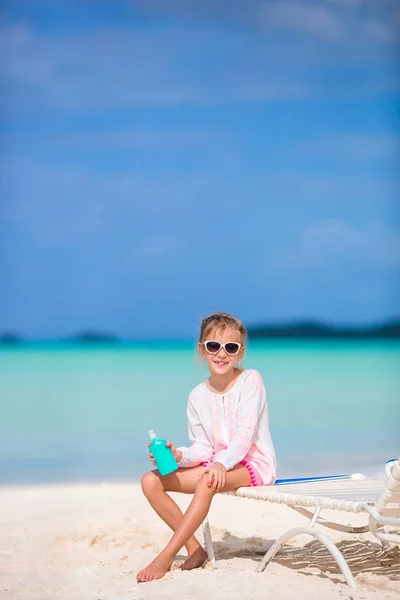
[141, 470, 162, 497]
[195, 473, 216, 495]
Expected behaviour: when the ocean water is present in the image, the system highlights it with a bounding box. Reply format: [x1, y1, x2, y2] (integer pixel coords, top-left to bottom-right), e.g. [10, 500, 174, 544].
[0, 341, 399, 485]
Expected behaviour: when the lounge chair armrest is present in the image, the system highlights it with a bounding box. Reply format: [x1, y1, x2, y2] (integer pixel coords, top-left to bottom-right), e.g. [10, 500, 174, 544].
[366, 506, 400, 527]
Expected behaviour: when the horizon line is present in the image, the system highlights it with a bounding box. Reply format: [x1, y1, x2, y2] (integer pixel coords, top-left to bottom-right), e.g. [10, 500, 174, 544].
[1, 317, 399, 343]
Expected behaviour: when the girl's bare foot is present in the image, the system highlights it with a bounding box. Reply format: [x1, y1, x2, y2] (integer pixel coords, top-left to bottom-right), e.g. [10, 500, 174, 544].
[136, 552, 174, 582]
[180, 546, 208, 570]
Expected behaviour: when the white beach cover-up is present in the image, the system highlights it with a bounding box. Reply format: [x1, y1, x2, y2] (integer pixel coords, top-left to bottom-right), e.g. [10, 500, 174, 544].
[177, 369, 276, 485]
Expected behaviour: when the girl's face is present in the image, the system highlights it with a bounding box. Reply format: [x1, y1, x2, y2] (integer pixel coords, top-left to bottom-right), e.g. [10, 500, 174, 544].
[198, 327, 245, 377]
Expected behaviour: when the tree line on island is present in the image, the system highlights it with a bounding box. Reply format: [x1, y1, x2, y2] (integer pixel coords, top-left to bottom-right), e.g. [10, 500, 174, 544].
[1, 319, 400, 344]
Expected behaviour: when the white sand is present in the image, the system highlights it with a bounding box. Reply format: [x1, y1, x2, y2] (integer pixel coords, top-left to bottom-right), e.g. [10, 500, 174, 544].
[0, 482, 399, 600]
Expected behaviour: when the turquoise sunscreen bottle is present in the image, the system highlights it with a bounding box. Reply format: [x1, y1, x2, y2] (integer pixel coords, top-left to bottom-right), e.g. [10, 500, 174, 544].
[148, 430, 179, 476]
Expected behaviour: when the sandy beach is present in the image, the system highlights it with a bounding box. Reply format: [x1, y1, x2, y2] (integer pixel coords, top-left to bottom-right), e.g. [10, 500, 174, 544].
[0, 482, 399, 600]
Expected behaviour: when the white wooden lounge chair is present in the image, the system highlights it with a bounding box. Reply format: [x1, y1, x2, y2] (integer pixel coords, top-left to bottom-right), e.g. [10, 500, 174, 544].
[202, 457, 400, 588]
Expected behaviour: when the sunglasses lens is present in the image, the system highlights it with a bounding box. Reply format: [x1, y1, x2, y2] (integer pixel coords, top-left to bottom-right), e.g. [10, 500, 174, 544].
[205, 341, 221, 354]
[225, 343, 240, 355]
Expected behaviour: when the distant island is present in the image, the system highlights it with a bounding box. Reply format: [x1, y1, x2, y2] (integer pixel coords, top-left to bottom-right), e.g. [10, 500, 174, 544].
[1, 320, 399, 344]
[0, 330, 119, 345]
[0, 332, 23, 344]
[247, 319, 400, 339]
[68, 331, 119, 343]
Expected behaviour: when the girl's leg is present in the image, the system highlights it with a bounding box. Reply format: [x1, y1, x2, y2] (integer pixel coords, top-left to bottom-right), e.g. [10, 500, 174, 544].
[141, 465, 205, 556]
[137, 463, 251, 582]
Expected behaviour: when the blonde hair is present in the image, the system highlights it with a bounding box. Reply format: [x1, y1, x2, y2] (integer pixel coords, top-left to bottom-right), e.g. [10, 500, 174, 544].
[199, 312, 248, 348]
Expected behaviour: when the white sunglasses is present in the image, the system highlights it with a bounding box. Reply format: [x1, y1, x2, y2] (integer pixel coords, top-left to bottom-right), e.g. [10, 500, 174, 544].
[202, 340, 242, 356]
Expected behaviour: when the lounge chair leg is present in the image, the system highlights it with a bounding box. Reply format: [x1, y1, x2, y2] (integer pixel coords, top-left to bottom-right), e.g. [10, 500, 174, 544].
[202, 518, 217, 568]
[256, 526, 358, 589]
[309, 507, 321, 526]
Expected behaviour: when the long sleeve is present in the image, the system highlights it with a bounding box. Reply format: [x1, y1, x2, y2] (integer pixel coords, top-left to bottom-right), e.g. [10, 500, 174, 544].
[176, 395, 213, 468]
[213, 371, 266, 471]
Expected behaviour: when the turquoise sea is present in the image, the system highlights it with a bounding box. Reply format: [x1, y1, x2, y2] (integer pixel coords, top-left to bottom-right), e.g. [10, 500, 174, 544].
[0, 341, 399, 485]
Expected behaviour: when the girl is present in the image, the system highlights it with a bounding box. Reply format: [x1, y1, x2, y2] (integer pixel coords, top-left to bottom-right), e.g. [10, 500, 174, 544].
[137, 312, 276, 583]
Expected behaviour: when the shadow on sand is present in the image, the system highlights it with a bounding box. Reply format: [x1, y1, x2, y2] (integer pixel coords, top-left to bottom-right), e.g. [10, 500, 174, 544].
[213, 530, 400, 582]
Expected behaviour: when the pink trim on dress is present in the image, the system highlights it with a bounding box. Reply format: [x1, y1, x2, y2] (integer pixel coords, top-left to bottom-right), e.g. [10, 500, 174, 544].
[240, 459, 263, 486]
[201, 458, 263, 487]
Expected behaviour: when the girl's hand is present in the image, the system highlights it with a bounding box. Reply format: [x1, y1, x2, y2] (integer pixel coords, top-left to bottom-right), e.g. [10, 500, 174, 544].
[147, 443, 156, 466]
[147, 441, 182, 467]
[204, 462, 227, 492]
[166, 441, 182, 464]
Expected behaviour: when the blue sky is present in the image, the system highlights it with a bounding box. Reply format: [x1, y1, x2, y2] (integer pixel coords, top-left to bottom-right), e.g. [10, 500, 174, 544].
[1, 0, 399, 339]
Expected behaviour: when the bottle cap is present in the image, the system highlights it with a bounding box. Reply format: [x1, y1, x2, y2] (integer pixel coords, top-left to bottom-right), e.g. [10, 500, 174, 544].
[148, 429, 157, 441]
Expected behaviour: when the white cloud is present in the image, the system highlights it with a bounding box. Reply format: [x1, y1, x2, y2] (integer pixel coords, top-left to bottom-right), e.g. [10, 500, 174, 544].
[364, 19, 398, 44]
[19, 126, 234, 153]
[0, 0, 396, 118]
[289, 133, 399, 165]
[0, 155, 250, 248]
[323, 0, 362, 5]
[268, 220, 400, 271]
[327, 133, 398, 163]
[0, 23, 62, 84]
[130, 231, 184, 267]
[134, 0, 398, 45]
[263, 2, 342, 41]
[0, 21, 313, 114]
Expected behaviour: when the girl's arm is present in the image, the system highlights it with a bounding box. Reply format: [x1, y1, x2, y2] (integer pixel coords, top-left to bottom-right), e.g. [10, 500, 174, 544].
[213, 370, 266, 471]
[176, 395, 213, 468]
